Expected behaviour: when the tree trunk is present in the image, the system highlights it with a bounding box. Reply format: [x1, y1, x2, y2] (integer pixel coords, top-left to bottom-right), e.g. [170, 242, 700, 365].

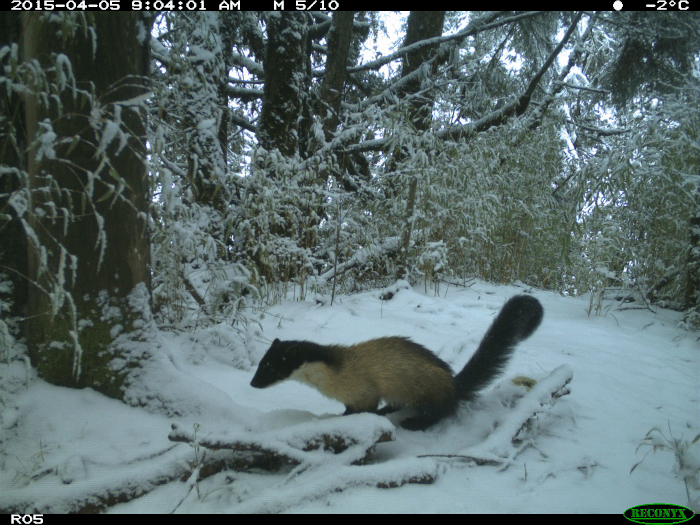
[0, 13, 28, 332]
[684, 185, 700, 327]
[247, 11, 318, 283]
[181, 13, 230, 212]
[319, 11, 355, 137]
[316, 12, 370, 192]
[258, 12, 312, 158]
[396, 12, 445, 272]
[23, 13, 153, 396]
[400, 11, 446, 130]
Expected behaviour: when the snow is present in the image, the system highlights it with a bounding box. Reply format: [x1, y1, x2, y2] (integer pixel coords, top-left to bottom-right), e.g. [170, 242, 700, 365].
[33, 121, 57, 162]
[1, 281, 698, 514]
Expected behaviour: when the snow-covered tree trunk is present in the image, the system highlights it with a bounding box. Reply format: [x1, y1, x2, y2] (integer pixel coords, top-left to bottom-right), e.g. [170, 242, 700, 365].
[180, 13, 230, 213]
[0, 14, 28, 325]
[318, 11, 354, 138]
[23, 13, 153, 395]
[685, 185, 700, 327]
[258, 12, 313, 158]
[240, 12, 322, 290]
[399, 11, 445, 130]
[395, 12, 445, 270]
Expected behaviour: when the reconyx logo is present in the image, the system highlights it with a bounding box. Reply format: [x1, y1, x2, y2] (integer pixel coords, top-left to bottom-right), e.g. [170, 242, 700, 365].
[624, 503, 695, 525]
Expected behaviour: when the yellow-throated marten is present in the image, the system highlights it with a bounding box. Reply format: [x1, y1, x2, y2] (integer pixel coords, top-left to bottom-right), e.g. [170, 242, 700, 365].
[250, 295, 543, 430]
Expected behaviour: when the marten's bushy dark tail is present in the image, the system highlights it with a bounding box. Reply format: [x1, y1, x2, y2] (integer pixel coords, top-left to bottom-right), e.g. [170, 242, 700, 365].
[454, 295, 543, 402]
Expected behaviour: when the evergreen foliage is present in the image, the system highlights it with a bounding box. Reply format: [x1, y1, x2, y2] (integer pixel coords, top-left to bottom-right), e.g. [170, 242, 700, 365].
[1, 12, 699, 373]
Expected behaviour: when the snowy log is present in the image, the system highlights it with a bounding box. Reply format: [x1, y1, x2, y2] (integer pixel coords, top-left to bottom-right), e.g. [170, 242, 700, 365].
[165, 415, 447, 511]
[233, 457, 443, 513]
[0, 445, 185, 514]
[168, 413, 395, 474]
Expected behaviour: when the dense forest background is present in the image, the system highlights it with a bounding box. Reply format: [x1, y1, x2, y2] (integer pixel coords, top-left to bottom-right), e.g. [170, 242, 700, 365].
[1, 11, 699, 400]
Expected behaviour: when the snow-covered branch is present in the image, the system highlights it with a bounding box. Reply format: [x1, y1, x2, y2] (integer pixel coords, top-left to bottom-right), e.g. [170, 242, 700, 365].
[459, 365, 573, 464]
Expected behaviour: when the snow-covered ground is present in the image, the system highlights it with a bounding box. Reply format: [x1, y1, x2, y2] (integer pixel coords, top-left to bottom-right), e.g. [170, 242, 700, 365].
[1, 281, 698, 513]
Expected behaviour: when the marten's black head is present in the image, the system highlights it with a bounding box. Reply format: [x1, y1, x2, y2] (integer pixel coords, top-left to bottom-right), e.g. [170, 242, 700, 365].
[250, 339, 337, 388]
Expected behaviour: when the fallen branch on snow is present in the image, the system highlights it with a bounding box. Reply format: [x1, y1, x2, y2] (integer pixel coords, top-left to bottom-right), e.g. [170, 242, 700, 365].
[420, 365, 573, 468]
[463, 364, 572, 464]
[168, 413, 395, 476]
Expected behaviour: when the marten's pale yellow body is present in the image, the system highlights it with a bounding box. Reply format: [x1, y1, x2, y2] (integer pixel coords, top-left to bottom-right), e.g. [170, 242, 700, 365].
[288, 337, 456, 414]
